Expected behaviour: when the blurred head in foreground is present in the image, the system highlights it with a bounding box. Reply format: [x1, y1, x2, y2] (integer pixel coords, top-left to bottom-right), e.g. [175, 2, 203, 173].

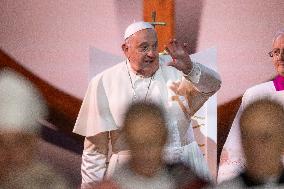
[122, 102, 168, 177]
[240, 99, 284, 181]
[0, 68, 47, 181]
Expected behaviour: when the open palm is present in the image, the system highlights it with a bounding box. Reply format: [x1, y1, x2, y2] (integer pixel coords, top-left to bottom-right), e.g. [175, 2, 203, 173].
[165, 39, 193, 74]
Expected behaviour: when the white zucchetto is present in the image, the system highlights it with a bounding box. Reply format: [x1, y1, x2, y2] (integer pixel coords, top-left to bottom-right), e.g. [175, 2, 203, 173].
[124, 21, 154, 39]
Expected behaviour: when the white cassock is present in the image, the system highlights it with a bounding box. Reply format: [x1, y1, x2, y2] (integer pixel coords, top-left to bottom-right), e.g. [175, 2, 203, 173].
[73, 55, 221, 187]
[218, 81, 284, 183]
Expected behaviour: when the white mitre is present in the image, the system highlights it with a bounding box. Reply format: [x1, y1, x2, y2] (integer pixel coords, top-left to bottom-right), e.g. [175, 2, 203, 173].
[124, 21, 154, 39]
[0, 68, 47, 133]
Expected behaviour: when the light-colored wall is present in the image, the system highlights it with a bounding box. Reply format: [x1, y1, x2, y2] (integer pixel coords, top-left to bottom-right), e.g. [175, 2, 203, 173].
[0, 0, 142, 98]
[176, 0, 204, 54]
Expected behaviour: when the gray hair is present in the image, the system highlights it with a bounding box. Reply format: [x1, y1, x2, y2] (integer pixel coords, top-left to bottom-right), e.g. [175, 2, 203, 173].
[272, 28, 284, 45]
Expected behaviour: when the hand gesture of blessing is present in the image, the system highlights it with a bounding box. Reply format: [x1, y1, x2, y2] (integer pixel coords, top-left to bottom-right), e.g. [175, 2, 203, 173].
[165, 39, 193, 75]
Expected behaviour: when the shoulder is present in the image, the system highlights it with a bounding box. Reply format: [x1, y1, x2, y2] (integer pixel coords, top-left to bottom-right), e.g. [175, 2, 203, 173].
[241, 81, 274, 106]
[245, 81, 274, 95]
[243, 81, 274, 99]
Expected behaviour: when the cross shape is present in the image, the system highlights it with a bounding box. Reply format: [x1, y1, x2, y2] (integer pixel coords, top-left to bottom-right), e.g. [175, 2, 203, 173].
[149, 11, 166, 28]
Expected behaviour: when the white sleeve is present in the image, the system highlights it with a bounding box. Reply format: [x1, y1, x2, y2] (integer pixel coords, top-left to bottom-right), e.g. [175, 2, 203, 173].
[80, 132, 110, 188]
[81, 149, 107, 188]
[184, 62, 221, 94]
[176, 62, 221, 116]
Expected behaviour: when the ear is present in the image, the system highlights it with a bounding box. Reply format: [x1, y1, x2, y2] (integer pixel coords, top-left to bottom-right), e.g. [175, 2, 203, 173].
[122, 43, 128, 54]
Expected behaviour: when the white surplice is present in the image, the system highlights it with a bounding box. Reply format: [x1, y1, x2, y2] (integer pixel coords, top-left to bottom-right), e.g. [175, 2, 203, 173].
[73, 55, 221, 187]
[218, 81, 284, 183]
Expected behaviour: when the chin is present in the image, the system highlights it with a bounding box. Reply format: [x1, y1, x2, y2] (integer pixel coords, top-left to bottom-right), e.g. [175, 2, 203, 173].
[277, 68, 284, 76]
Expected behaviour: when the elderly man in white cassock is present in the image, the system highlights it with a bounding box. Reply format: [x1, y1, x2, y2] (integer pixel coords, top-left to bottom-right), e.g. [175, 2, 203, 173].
[218, 29, 284, 183]
[73, 21, 221, 188]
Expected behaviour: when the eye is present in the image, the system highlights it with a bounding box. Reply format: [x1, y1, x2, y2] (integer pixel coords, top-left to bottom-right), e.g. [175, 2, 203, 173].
[273, 49, 280, 55]
[138, 45, 148, 52]
[142, 46, 148, 51]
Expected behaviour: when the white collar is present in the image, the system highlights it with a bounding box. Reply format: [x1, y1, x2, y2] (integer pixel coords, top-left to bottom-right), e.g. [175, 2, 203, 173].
[126, 59, 160, 83]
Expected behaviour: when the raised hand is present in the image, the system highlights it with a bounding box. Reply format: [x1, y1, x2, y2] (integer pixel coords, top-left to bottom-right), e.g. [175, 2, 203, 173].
[164, 39, 193, 75]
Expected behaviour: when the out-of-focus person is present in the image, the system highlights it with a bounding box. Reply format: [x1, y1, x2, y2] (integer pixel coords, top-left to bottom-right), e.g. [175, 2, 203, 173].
[218, 29, 284, 183]
[0, 68, 69, 189]
[94, 102, 208, 189]
[215, 99, 284, 188]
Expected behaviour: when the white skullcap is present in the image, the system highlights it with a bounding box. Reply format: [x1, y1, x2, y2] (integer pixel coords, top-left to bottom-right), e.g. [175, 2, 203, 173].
[124, 21, 154, 39]
[0, 68, 47, 134]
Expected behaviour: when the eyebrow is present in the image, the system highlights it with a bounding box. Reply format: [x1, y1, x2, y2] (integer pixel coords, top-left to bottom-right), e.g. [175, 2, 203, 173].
[138, 42, 149, 47]
[138, 41, 158, 47]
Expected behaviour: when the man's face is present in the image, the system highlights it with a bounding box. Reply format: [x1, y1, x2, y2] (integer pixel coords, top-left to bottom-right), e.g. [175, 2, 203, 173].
[122, 29, 159, 77]
[272, 34, 284, 76]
